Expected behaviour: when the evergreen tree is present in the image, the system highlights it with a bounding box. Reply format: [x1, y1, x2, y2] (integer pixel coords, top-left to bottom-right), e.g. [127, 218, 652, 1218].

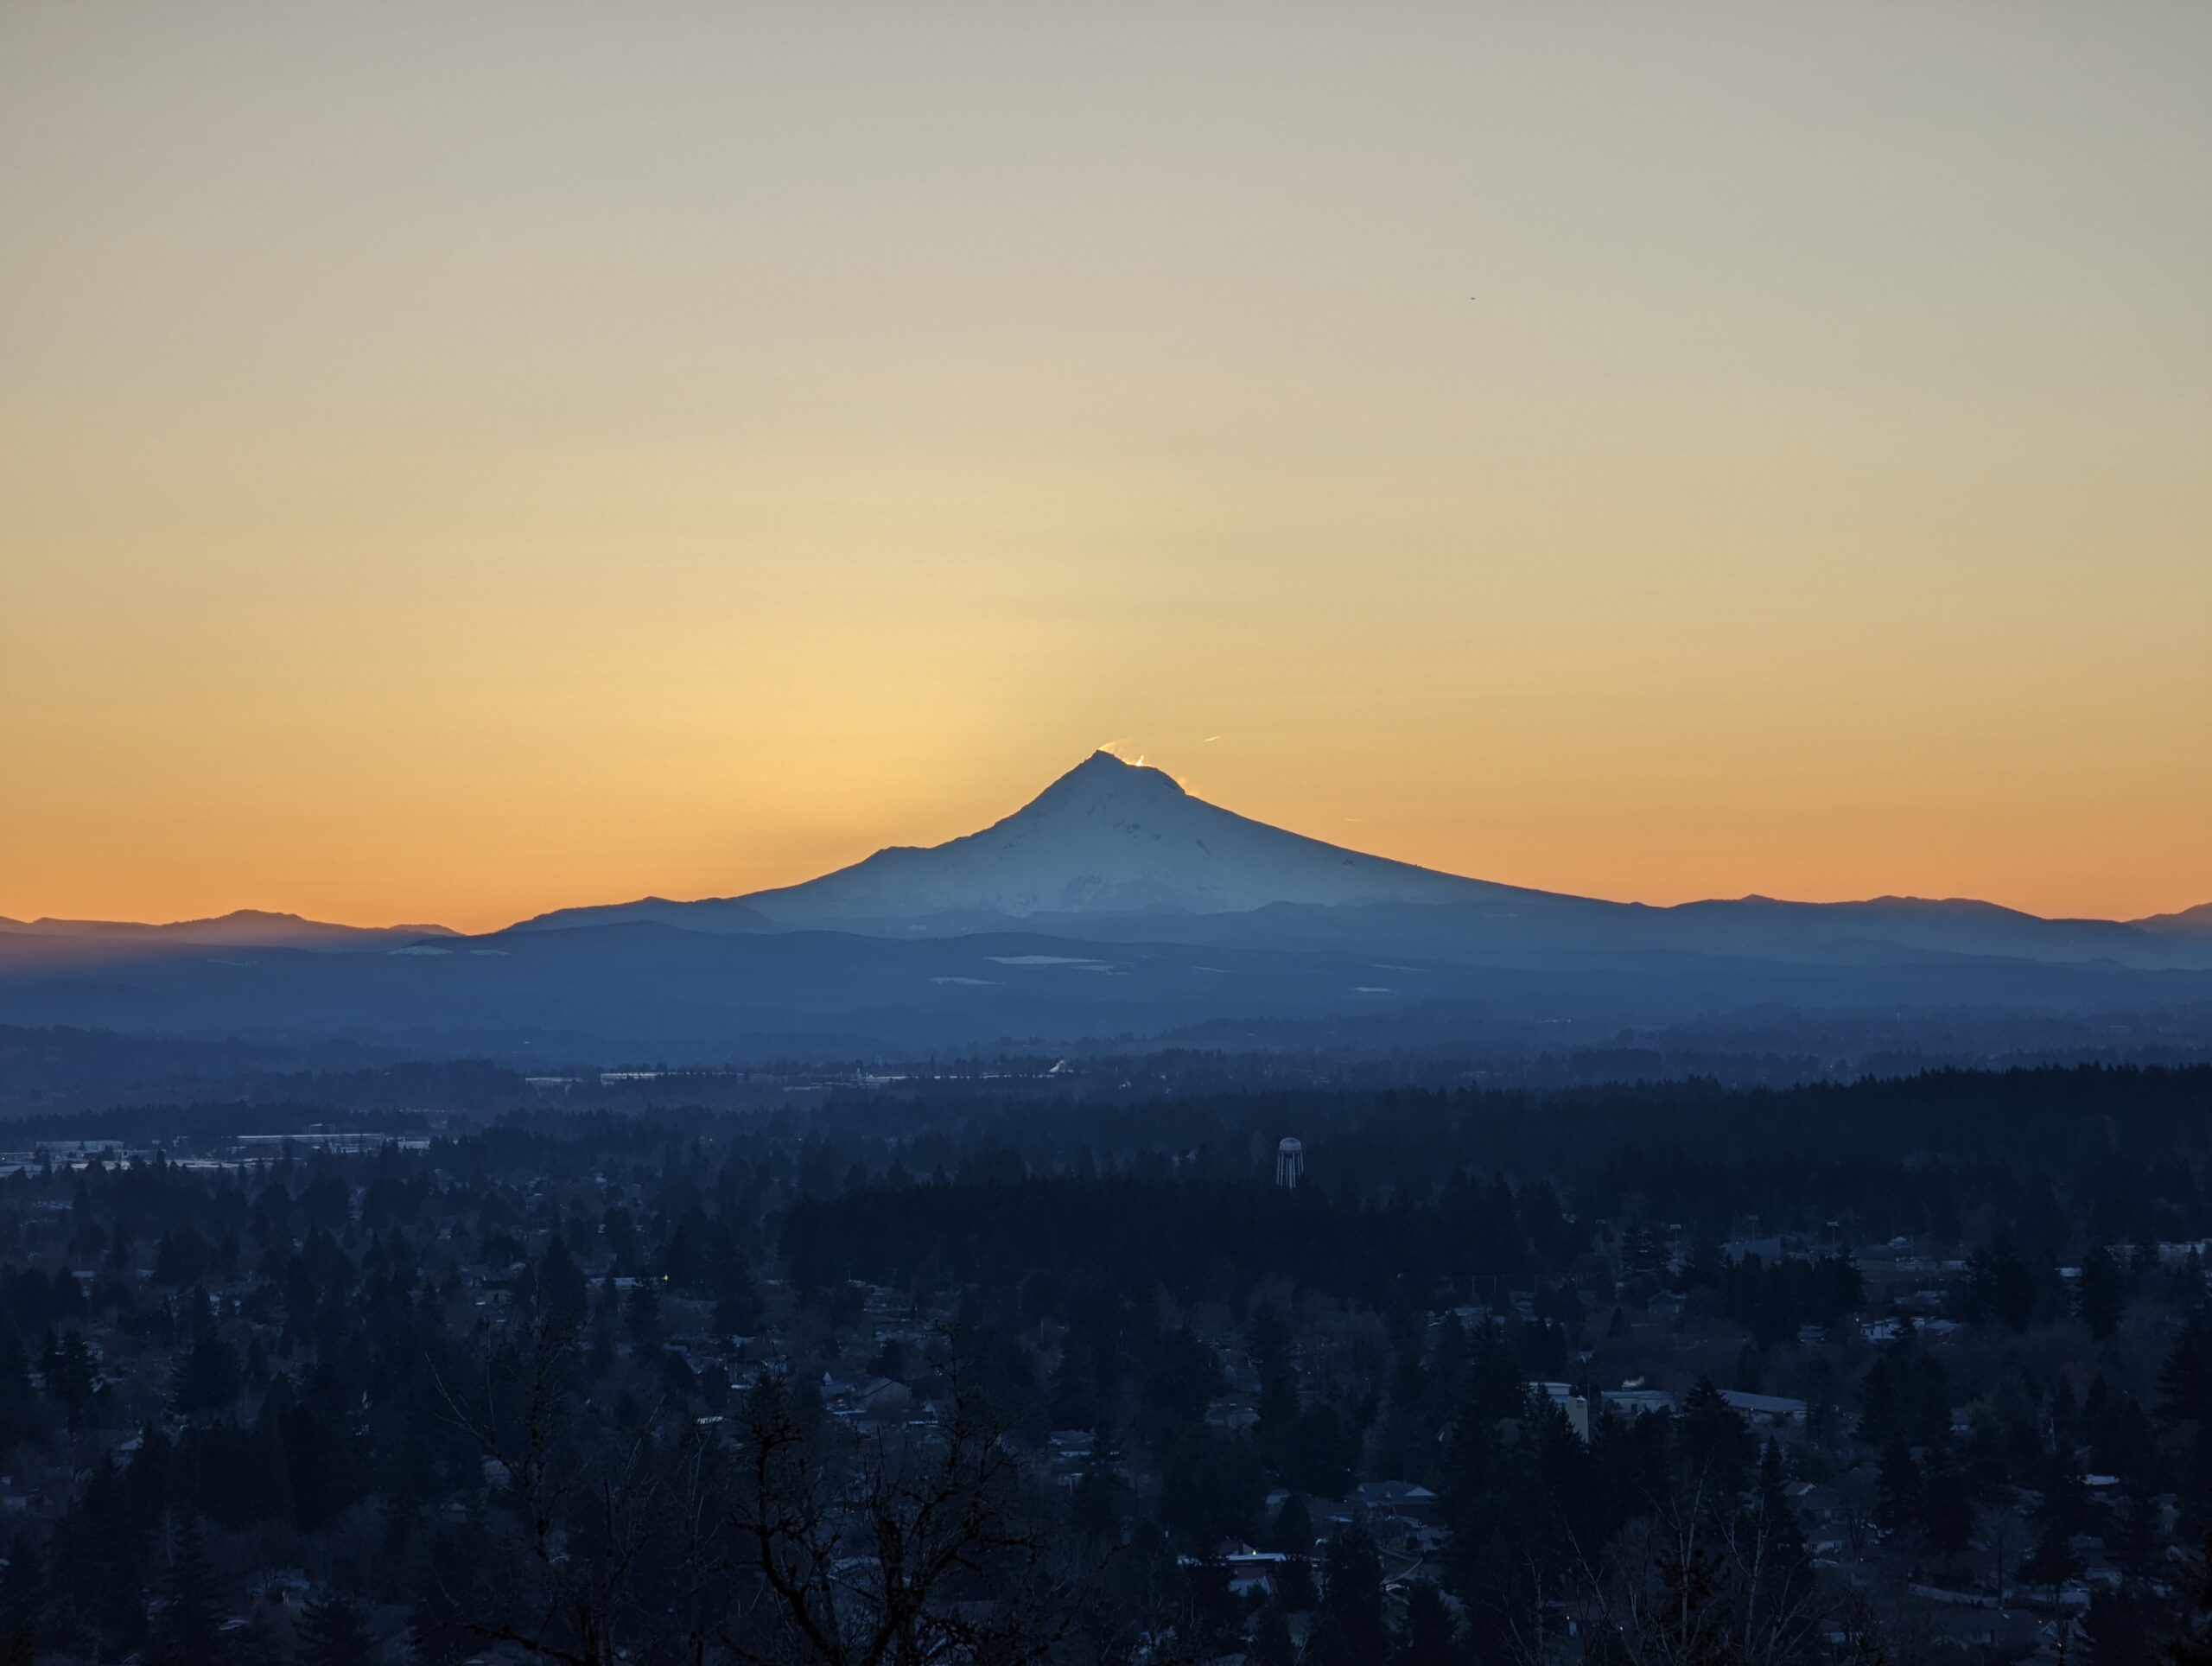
[1858, 1333, 1951, 1450]
[532, 1237, 588, 1334]
[1398, 1578, 1459, 1664]
[1636, 1538, 1733, 1666]
[41, 1330, 96, 1432]
[0, 1534, 42, 1666]
[1875, 1438, 1921, 1540]
[1463, 1319, 1527, 1430]
[1274, 1490, 1315, 1555]
[1249, 1600, 1296, 1666]
[1140, 1325, 1218, 1431]
[298, 1587, 376, 1666]
[149, 1516, 222, 1666]
[2038, 1455, 2091, 1548]
[1306, 1520, 1388, 1666]
[171, 1302, 242, 1416]
[1918, 1448, 1976, 1561]
[1734, 1342, 1766, 1394]
[1964, 1236, 2041, 1331]
[2081, 1247, 2128, 1343]
[1067, 1426, 1128, 1547]
[1274, 1545, 1319, 1613]
[0, 1321, 36, 1452]
[2021, 1460, 2087, 1599]
[1679, 1376, 1752, 1500]
[624, 1280, 660, 1348]
[1281, 1402, 1357, 1501]
[1183, 1558, 1241, 1656]
[2083, 1580, 2151, 1666]
[410, 1515, 499, 1666]
[1249, 1301, 1298, 1433]
[658, 1218, 702, 1290]
[711, 1243, 761, 1336]
[232, 1606, 284, 1666]
[2164, 1313, 2212, 1425]
[2093, 1384, 2158, 1483]
[1757, 1439, 1808, 1573]
[2114, 1482, 2161, 1582]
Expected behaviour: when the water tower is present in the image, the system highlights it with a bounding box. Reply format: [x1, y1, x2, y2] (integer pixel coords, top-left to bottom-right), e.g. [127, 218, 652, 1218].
[1275, 1137, 1305, 1190]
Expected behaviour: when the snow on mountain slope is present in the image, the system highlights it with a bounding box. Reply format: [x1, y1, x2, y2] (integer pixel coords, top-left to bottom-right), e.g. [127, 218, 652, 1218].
[739, 751, 1523, 923]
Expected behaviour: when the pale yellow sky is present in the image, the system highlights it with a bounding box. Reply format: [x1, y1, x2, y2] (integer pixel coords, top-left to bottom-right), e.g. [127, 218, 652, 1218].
[3, 3, 2208, 932]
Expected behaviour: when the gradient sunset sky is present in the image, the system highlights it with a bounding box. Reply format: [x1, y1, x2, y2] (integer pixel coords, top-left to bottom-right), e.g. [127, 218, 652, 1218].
[3, 3, 2207, 934]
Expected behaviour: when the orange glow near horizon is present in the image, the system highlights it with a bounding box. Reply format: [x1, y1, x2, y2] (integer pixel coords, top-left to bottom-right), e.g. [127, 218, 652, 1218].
[3, 6, 2208, 935]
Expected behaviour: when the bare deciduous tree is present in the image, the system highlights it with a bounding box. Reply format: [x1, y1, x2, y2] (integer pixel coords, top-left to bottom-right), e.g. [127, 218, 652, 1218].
[721, 1373, 1079, 1666]
[1564, 1488, 1834, 1666]
[432, 1310, 721, 1666]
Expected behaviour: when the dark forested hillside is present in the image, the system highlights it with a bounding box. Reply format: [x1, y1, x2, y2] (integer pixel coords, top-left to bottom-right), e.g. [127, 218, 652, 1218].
[0, 1064, 2208, 1662]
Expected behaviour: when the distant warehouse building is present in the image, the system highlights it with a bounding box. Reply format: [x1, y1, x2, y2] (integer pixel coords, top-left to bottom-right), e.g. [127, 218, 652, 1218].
[1720, 1389, 1809, 1427]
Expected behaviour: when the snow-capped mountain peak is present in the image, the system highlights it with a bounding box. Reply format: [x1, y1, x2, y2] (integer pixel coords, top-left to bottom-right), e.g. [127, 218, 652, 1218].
[1013, 749, 1192, 828]
[739, 749, 1498, 924]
